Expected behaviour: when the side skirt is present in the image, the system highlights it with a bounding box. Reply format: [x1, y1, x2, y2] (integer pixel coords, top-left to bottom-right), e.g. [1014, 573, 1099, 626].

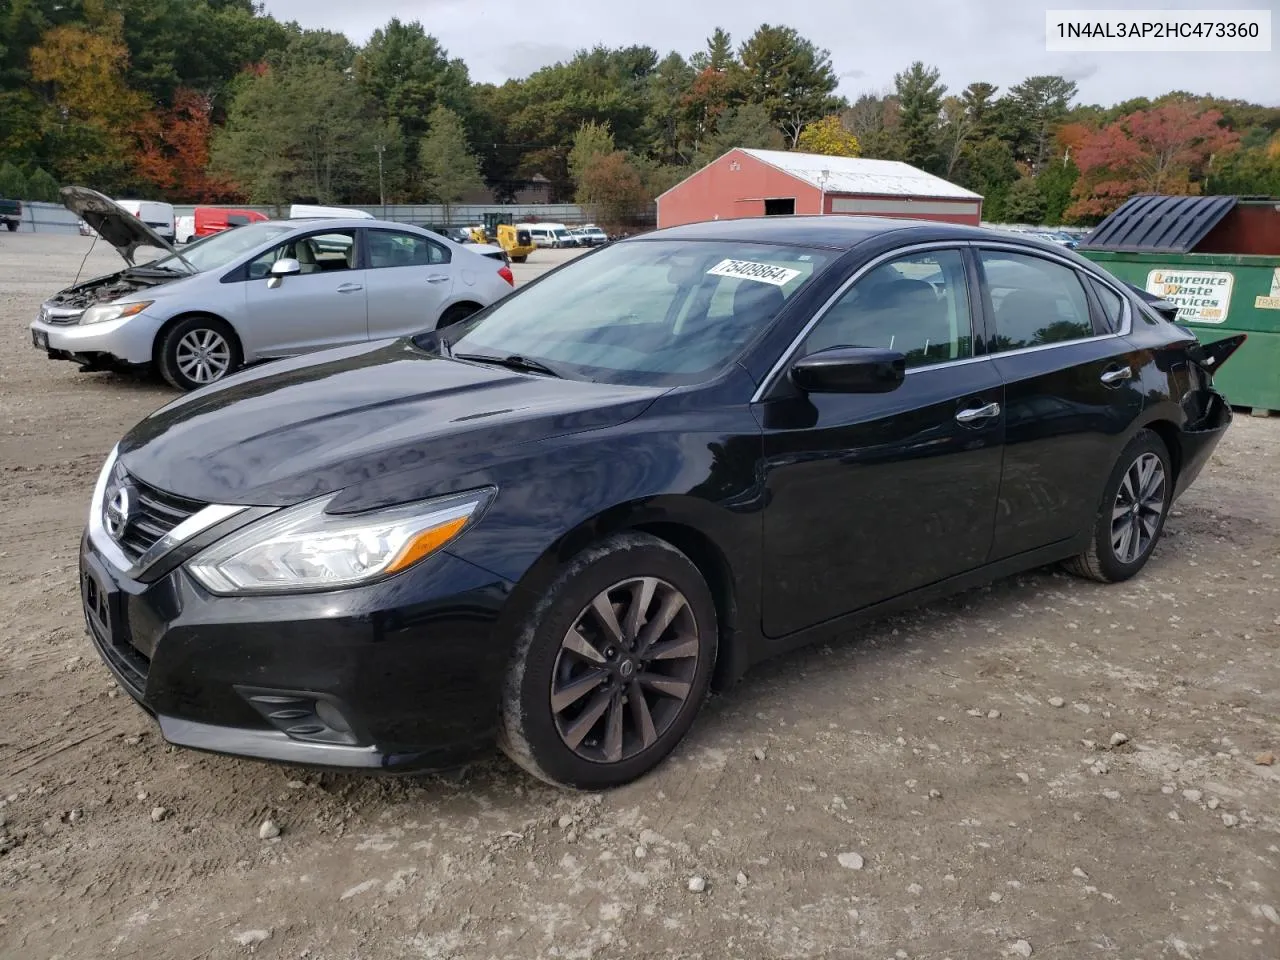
[741, 537, 1088, 676]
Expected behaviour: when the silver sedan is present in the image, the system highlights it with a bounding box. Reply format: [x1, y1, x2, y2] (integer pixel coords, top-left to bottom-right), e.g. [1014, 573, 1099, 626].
[31, 188, 516, 391]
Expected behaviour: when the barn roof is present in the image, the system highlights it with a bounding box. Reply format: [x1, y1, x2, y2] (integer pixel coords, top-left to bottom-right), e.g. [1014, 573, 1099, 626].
[739, 149, 982, 201]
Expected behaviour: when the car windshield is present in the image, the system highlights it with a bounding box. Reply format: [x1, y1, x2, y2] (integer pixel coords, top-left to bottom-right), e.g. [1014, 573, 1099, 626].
[445, 239, 832, 387]
[149, 221, 294, 273]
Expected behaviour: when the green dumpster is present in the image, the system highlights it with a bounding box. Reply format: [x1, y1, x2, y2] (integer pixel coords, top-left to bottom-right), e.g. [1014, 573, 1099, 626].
[1079, 195, 1280, 414]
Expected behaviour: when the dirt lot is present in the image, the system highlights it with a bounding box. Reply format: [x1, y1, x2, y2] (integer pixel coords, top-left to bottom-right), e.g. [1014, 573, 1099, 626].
[1, 232, 1278, 960]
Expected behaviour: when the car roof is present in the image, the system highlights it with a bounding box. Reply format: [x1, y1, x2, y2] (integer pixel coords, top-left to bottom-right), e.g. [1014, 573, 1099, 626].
[639, 215, 1094, 260]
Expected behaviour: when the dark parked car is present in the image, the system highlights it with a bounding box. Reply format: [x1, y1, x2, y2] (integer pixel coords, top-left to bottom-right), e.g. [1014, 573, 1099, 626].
[81, 216, 1241, 788]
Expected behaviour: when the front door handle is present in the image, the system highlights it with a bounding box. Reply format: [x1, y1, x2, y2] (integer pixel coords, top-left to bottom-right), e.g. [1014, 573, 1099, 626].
[1100, 365, 1132, 385]
[955, 401, 1001, 424]
[426, 274, 449, 284]
[337, 283, 363, 294]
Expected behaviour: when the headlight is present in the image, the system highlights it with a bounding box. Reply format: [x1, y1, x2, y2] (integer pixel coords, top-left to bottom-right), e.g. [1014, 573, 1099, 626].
[81, 301, 153, 325]
[185, 488, 494, 595]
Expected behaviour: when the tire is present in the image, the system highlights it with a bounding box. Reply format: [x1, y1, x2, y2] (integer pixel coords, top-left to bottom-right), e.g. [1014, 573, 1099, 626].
[157, 315, 242, 392]
[498, 532, 718, 789]
[436, 302, 481, 330]
[4, 220, 17, 232]
[1064, 429, 1173, 583]
[512, 255, 527, 264]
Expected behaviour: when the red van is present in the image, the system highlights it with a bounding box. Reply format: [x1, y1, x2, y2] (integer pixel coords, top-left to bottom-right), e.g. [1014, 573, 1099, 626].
[194, 207, 268, 239]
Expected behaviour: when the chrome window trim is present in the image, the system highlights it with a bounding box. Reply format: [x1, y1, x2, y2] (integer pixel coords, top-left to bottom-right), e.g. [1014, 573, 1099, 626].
[975, 241, 1132, 337]
[87, 445, 251, 580]
[753, 238, 1136, 403]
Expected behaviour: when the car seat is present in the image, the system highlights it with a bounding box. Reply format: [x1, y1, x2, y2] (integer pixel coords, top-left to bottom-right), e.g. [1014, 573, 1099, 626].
[293, 239, 321, 274]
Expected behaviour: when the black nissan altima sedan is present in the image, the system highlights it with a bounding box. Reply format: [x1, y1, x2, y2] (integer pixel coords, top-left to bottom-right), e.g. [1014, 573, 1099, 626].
[81, 216, 1243, 788]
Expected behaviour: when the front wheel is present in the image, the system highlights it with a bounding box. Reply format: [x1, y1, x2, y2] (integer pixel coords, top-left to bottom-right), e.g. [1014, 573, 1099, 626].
[157, 315, 241, 391]
[499, 533, 718, 789]
[4, 220, 17, 232]
[1064, 429, 1173, 583]
[512, 255, 527, 264]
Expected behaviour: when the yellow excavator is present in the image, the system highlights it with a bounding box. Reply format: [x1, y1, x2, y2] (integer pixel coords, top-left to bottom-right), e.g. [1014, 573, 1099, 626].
[473, 214, 535, 262]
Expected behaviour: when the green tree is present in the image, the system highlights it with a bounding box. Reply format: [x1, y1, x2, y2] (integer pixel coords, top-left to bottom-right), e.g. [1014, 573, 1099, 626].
[895, 61, 945, 171]
[568, 120, 616, 187]
[356, 17, 473, 178]
[961, 82, 999, 138]
[707, 27, 734, 70]
[1004, 176, 1046, 223]
[212, 60, 387, 203]
[1035, 152, 1079, 224]
[643, 51, 695, 164]
[957, 136, 1018, 219]
[738, 24, 842, 147]
[1006, 75, 1077, 172]
[694, 102, 785, 164]
[419, 105, 485, 221]
[24, 166, 60, 201]
[0, 162, 27, 198]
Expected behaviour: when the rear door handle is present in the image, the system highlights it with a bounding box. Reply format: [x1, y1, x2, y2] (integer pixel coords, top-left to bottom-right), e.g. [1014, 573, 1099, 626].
[955, 401, 1001, 424]
[1100, 365, 1132, 385]
[337, 283, 363, 294]
[426, 274, 450, 284]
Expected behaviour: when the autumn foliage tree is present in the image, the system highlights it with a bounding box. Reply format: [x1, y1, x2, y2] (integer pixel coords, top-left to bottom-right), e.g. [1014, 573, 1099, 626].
[796, 115, 860, 157]
[578, 151, 647, 227]
[28, 13, 147, 187]
[1068, 103, 1239, 219]
[134, 89, 239, 201]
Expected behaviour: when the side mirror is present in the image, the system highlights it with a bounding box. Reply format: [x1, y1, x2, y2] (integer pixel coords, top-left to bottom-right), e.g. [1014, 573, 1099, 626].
[789, 346, 906, 394]
[267, 257, 301, 288]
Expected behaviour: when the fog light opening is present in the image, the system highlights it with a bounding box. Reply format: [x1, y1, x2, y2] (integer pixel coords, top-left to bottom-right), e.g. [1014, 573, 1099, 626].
[314, 699, 352, 735]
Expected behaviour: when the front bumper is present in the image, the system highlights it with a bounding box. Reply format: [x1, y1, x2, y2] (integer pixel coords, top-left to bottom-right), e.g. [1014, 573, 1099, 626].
[81, 529, 517, 772]
[31, 311, 162, 366]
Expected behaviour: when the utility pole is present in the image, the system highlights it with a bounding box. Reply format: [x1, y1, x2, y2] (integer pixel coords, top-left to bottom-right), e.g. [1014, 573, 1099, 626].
[375, 142, 386, 208]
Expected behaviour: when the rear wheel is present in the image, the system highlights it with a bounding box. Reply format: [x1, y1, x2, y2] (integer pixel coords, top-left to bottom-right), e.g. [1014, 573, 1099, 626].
[4, 220, 16, 232]
[157, 315, 241, 392]
[436, 302, 481, 330]
[512, 255, 527, 264]
[1065, 429, 1173, 583]
[499, 532, 717, 789]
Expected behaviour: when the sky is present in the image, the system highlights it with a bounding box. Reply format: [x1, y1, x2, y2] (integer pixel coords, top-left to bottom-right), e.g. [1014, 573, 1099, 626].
[261, 0, 1279, 107]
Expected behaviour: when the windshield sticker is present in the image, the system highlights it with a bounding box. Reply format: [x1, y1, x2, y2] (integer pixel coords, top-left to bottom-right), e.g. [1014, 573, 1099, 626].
[707, 259, 802, 287]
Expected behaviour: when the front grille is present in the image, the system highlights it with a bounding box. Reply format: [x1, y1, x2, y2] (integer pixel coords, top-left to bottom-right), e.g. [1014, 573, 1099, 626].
[115, 474, 205, 564]
[40, 305, 83, 325]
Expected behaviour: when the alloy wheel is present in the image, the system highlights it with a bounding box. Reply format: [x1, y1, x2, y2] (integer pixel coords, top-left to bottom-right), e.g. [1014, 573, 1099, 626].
[550, 577, 700, 764]
[1111, 451, 1166, 564]
[175, 328, 232, 384]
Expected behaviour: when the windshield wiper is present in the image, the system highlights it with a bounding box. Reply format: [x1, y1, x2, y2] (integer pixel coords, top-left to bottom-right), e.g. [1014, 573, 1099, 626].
[453, 352, 566, 379]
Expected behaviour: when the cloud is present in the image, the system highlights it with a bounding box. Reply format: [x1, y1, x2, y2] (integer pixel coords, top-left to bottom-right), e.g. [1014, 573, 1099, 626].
[260, 0, 1280, 106]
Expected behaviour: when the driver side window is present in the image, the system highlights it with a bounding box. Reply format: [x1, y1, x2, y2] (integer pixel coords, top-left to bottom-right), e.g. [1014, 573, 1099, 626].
[247, 230, 358, 279]
[801, 249, 973, 369]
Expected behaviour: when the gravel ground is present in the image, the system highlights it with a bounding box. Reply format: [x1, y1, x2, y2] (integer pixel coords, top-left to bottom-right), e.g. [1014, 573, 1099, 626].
[1, 233, 1278, 960]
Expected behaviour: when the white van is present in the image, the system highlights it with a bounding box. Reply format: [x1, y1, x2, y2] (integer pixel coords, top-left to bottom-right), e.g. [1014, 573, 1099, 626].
[289, 203, 375, 220]
[114, 199, 175, 242]
[517, 222, 576, 249]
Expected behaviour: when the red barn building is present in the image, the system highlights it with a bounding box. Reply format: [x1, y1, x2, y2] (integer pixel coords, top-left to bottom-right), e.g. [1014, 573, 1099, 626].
[656, 148, 983, 229]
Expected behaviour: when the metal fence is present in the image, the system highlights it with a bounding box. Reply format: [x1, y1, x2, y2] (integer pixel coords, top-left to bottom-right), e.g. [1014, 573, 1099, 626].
[8, 201, 83, 234]
[10, 200, 655, 235]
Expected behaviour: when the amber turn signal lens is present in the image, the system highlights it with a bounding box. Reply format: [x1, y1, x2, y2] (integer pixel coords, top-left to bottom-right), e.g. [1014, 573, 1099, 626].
[384, 516, 470, 574]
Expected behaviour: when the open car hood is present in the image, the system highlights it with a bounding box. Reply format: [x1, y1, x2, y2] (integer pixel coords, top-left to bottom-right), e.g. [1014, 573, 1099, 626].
[61, 186, 187, 269]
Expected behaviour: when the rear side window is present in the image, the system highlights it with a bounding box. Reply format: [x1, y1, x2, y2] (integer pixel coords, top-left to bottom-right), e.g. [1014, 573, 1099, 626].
[367, 230, 448, 268]
[980, 250, 1094, 351]
[1088, 277, 1126, 332]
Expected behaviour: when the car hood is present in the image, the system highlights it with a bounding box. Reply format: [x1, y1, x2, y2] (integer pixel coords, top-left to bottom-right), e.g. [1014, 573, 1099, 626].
[61, 186, 187, 268]
[117, 339, 664, 506]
